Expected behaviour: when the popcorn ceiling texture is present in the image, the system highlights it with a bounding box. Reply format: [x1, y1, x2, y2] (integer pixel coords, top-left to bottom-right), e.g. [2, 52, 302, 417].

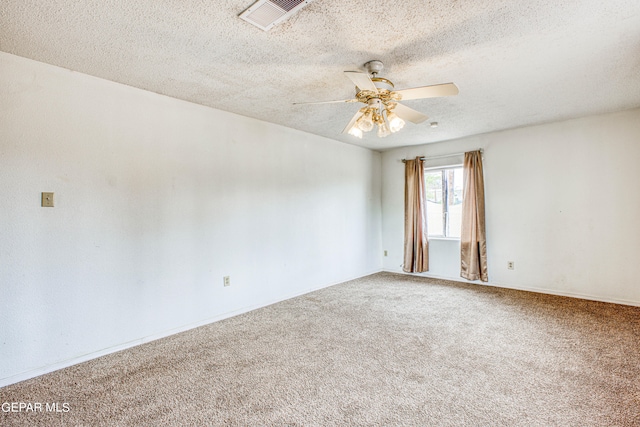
[1, 273, 639, 426]
[1, 0, 639, 150]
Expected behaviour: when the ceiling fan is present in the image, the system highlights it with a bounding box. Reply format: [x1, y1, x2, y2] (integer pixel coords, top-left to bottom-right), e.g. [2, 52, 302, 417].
[295, 60, 458, 138]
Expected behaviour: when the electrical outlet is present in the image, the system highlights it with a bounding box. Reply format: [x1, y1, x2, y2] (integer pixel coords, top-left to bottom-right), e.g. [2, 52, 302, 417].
[507, 261, 515, 270]
[384, 250, 388, 256]
[223, 276, 230, 287]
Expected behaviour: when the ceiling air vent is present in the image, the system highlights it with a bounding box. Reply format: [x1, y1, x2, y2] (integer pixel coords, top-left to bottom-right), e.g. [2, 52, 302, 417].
[239, 0, 314, 31]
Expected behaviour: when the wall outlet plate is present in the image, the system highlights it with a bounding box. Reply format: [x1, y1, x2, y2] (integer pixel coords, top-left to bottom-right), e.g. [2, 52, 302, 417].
[507, 261, 515, 270]
[223, 276, 230, 287]
[41, 192, 54, 207]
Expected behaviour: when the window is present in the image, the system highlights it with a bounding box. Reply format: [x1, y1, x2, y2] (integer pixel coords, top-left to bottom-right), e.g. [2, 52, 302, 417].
[425, 167, 463, 238]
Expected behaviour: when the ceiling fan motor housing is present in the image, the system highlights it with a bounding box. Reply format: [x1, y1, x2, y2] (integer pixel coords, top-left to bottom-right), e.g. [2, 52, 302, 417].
[371, 77, 394, 91]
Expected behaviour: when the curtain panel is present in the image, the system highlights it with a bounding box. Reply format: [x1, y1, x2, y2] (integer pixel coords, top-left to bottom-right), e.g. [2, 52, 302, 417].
[403, 157, 429, 273]
[460, 150, 488, 281]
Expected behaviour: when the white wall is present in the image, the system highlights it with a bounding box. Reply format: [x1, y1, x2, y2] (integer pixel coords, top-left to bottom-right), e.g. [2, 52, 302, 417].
[382, 108, 640, 306]
[0, 52, 382, 385]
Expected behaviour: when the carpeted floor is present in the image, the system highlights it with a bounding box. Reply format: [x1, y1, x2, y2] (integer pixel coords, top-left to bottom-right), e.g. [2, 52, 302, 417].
[1, 272, 639, 426]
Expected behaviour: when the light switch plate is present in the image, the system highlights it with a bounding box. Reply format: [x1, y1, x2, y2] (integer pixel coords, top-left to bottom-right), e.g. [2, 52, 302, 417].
[42, 192, 54, 207]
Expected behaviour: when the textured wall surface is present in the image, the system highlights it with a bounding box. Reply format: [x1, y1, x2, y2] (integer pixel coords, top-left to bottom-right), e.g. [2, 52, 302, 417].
[0, 52, 382, 385]
[382, 107, 640, 306]
[1, 0, 639, 150]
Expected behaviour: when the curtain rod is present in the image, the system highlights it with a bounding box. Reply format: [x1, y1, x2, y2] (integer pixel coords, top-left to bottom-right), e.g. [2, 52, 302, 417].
[401, 149, 483, 163]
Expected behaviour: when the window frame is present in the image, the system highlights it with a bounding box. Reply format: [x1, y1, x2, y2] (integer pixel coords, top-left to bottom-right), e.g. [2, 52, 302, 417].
[424, 164, 463, 239]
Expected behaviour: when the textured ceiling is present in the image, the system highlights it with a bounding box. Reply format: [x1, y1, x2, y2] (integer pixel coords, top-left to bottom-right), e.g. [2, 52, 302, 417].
[1, 0, 640, 150]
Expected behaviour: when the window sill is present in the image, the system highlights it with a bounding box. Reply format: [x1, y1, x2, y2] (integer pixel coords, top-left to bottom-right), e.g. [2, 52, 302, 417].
[428, 237, 461, 241]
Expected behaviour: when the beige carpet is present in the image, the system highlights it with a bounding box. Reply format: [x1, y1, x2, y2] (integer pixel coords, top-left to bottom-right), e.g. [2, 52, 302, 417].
[2, 272, 639, 426]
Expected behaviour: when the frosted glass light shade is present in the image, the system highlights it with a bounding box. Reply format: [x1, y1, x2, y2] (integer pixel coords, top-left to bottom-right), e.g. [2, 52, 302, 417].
[348, 126, 363, 138]
[387, 111, 405, 133]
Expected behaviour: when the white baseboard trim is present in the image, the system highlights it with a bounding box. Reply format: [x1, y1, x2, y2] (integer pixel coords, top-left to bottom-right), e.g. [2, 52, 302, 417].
[384, 269, 640, 307]
[0, 268, 383, 388]
[485, 281, 640, 307]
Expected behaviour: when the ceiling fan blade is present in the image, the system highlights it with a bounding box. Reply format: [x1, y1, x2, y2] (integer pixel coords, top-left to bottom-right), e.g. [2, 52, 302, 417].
[393, 102, 428, 124]
[342, 110, 364, 134]
[344, 71, 377, 92]
[394, 83, 459, 101]
[293, 99, 358, 105]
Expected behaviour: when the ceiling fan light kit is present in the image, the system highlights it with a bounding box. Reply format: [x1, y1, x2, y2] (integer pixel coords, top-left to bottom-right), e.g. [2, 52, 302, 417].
[349, 98, 404, 139]
[347, 103, 409, 139]
[294, 60, 459, 139]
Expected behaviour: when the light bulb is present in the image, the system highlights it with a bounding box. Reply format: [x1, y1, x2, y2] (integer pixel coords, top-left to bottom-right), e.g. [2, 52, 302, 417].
[377, 122, 391, 138]
[387, 111, 405, 133]
[348, 126, 363, 139]
[357, 110, 374, 132]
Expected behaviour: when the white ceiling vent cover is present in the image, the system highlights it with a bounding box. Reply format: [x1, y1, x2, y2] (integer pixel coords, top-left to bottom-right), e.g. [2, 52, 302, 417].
[239, 0, 314, 31]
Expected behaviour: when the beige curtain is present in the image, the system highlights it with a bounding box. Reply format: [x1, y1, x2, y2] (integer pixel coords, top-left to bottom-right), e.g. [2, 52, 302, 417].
[403, 157, 429, 273]
[460, 150, 488, 281]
